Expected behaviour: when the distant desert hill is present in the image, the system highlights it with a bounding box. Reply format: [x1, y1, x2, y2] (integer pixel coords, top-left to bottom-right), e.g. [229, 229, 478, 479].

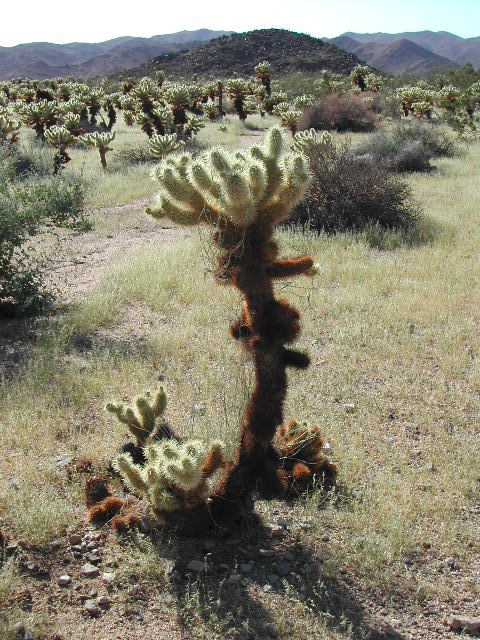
[0, 30, 231, 80]
[129, 29, 362, 80]
[335, 30, 480, 70]
[329, 36, 460, 75]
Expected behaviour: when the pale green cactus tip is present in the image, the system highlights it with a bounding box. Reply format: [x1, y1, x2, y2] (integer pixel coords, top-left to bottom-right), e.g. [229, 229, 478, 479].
[149, 133, 184, 158]
[106, 386, 167, 445]
[112, 434, 227, 516]
[45, 125, 74, 148]
[147, 126, 310, 228]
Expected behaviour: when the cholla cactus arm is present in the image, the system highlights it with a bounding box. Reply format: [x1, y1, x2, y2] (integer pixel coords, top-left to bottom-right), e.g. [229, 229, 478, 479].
[149, 133, 184, 158]
[278, 108, 303, 135]
[123, 109, 135, 126]
[106, 386, 167, 446]
[136, 112, 154, 138]
[254, 60, 272, 96]
[202, 102, 219, 120]
[61, 112, 82, 135]
[350, 64, 370, 91]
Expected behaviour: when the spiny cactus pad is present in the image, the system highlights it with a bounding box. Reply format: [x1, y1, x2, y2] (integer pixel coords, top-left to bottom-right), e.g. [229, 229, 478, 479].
[147, 126, 310, 228]
[106, 387, 167, 446]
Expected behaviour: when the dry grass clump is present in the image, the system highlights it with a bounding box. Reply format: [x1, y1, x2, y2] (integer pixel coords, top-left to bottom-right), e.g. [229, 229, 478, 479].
[299, 93, 376, 133]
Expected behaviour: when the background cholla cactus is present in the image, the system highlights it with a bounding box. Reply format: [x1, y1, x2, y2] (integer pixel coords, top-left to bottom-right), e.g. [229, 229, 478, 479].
[293, 94, 315, 110]
[263, 91, 288, 114]
[350, 64, 371, 91]
[411, 101, 434, 119]
[225, 78, 252, 121]
[78, 130, 115, 169]
[254, 60, 272, 97]
[278, 108, 303, 135]
[45, 125, 75, 173]
[291, 128, 332, 154]
[87, 88, 104, 125]
[184, 113, 205, 138]
[123, 109, 135, 126]
[61, 112, 83, 135]
[436, 85, 461, 112]
[18, 99, 58, 140]
[149, 133, 184, 158]
[152, 105, 174, 134]
[0, 114, 20, 142]
[365, 73, 383, 93]
[163, 83, 192, 125]
[136, 112, 154, 138]
[202, 102, 219, 121]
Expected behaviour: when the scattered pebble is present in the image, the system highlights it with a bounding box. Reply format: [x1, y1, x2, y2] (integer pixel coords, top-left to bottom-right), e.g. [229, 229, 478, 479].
[83, 599, 99, 616]
[267, 574, 280, 584]
[228, 574, 241, 585]
[102, 572, 114, 586]
[240, 563, 253, 573]
[80, 563, 99, 578]
[259, 549, 274, 557]
[445, 615, 480, 633]
[85, 553, 101, 564]
[97, 595, 111, 607]
[69, 534, 82, 546]
[57, 575, 71, 586]
[275, 561, 291, 577]
[343, 403, 356, 413]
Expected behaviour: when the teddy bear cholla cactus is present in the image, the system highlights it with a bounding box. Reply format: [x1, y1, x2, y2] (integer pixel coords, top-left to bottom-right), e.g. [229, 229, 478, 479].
[78, 131, 115, 169]
[0, 114, 20, 142]
[149, 133, 184, 158]
[291, 128, 332, 154]
[87, 387, 227, 530]
[45, 125, 75, 173]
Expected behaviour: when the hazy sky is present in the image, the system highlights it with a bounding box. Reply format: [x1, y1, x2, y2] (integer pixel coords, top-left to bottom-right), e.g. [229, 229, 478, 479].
[2, 0, 479, 46]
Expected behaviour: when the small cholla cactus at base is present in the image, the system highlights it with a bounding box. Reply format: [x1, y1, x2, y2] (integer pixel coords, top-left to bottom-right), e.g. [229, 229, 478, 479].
[274, 419, 337, 496]
[112, 437, 226, 520]
[78, 131, 115, 169]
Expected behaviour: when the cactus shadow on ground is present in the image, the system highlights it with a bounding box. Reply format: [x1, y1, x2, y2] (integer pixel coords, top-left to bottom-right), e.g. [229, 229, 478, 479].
[159, 519, 408, 639]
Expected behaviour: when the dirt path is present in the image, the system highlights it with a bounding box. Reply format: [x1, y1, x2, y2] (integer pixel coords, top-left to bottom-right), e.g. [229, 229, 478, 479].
[44, 196, 188, 302]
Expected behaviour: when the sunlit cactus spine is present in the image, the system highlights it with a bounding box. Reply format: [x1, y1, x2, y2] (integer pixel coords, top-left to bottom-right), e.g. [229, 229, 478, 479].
[106, 387, 167, 447]
[155, 70, 165, 87]
[365, 73, 382, 93]
[436, 85, 461, 112]
[151, 105, 174, 135]
[78, 130, 115, 169]
[254, 60, 272, 97]
[263, 90, 288, 114]
[411, 101, 433, 119]
[149, 133, 184, 158]
[163, 83, 192, 125]
[102, 94, 117, 131]
[184, 113, 205, 138]
[136, 112, 154, 138]
[0, 114, 20, 142]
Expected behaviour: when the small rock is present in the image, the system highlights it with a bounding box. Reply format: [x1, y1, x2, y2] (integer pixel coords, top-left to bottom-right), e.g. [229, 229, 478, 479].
[259, 549, 274, 557]
[343, 403, 356, 413]
[80, 563, 99, 578]
[446, 616, 480, 632]
[102, 572, 114, 586]
[85, 553, 101, 564]
[128, 586, 139, 597]
[263, 584, 272, 592]
[267, 574, 280, 584]
[71, 545, 83, 554]
[228, 574, 241, 585]
[9, 622, 24, 637]
[69, 534, 82, 546]
[86, 541, 98, 551]
[57, 575, 71, 586]
[240, 563, 253, 573]
[186, 560, 207, 572]
[83, 599, 99, 616]
[24, 633, 34, 640]
[192, 402, 206, 416]
[220, 563, 230, 570]
[55, 454, 73, 468]
[97, 595, 111, 607]
[277, 517, 288, 527]
[88, 589, 98, 598]
[269, 525, 285, 538]
[321, 534, 330, 543]
[26, 562, 38, 573]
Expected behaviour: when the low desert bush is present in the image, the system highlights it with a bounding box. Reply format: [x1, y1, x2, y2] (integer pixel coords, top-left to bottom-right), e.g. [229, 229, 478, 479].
[299, 92, 376, 132]
[289, 140, 419, 233]
[0, 142, 87, 316]
[355, 121, 456, 172]
[112, 142, 152, 166]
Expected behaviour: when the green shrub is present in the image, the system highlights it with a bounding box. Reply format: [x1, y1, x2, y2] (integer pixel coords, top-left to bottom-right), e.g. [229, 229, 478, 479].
[356, 121, 455, 172]
[289, 140, 419, 233]
[0, 143, 87, 316]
